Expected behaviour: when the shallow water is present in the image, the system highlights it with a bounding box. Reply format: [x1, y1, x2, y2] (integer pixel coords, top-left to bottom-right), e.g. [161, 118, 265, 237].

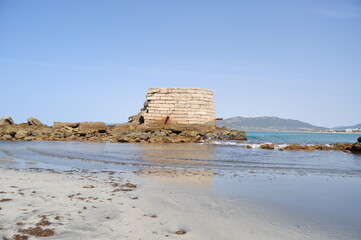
[246, 131, 359, 145]
[0, 140, 360, 176]
[0, 132, 361, 239]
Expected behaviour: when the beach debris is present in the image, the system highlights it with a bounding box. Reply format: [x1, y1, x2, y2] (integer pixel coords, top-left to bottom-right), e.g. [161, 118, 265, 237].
[18, 227, 55, 237]
[113, 188, 133, 192]
[3, 234, 29, 240]
[121, 183, 137, 188]
[0, 198, 13, 202]
[36, 219, 52, 226]
[175, 230, 187, 235]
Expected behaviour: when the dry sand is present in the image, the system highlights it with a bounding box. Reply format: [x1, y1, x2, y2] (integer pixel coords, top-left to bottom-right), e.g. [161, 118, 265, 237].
[0, 168, 327, 240]
[0, 168, 166, 240]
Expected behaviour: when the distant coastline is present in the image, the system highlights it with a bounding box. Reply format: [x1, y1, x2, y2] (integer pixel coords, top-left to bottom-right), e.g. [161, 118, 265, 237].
[218, 116, 361, 133]
[244, 130, 361, 134]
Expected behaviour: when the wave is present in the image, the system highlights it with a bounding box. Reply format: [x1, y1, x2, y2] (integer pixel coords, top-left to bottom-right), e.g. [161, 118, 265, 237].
[203, 140, 318, 150]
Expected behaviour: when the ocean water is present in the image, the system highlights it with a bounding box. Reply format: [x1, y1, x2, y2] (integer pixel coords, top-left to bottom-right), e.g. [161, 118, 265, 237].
[246, 131, 360, 145]
[0, 132, 360, 239]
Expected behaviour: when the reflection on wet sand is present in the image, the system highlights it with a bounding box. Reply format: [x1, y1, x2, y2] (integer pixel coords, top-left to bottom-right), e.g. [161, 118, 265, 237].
[137, 143, 215, 164]
[137, 168, 214, 187]
[137, 143, 215, 187]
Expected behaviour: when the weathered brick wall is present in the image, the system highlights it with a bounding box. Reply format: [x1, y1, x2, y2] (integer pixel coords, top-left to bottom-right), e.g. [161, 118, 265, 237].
[143, 88, 216, 127]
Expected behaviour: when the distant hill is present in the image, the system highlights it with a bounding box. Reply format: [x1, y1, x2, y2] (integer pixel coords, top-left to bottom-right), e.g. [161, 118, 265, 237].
[217, 116, 327, 132]
[333, 123, 361, 130]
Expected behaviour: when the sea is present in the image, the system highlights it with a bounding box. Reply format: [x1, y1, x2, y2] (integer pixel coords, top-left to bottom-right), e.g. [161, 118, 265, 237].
[0, 131, 360, 239]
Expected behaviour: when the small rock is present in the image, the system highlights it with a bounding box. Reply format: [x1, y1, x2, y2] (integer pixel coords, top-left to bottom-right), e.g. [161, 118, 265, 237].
[175, 230, 187, 235]
[27, 117, 44, 126]
[260, 144, 275, 150]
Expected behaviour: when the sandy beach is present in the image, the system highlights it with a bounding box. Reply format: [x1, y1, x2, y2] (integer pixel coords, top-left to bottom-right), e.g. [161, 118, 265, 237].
[0, 168, 153, 239]
[1, 166, 350, 240]
[1, 140, 361, 239]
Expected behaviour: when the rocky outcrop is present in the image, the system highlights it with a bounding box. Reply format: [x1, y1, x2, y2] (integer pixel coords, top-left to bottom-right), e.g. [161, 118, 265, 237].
[0, 116, 14, 125]
[277, 143, 357, 153]
[27, 117, 44, 126]
[0, 121, 246, 143]
[109, 125, 247, 143]
[0, 123, 52, 141]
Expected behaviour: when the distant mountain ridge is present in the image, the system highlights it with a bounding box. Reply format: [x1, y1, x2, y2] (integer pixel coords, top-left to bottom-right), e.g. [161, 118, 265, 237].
[217, 116, 327, 131]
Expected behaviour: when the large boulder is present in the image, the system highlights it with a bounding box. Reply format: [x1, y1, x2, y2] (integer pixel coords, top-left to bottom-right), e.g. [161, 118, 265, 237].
[284, 144, 315, 151]
[128, 112, 145, 125]
[27, 117, 44, 126]
[358, 136, 361, 143]
[0, 116, 14, 125]
[350, 142, 361, 152]
[15, 129, 28, 139]
[53, 122, 80, 129]
[260, 144, 275, 150]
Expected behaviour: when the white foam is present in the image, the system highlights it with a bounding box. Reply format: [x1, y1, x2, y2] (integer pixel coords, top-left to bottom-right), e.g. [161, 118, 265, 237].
[201, 140, 294, 150]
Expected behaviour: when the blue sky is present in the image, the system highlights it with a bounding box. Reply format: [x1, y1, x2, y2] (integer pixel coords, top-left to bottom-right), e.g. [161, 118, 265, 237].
[0, 0, 360, 127]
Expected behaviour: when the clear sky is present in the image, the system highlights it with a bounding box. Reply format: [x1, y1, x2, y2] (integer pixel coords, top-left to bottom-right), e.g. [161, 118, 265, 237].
[0, 0, 360, 128]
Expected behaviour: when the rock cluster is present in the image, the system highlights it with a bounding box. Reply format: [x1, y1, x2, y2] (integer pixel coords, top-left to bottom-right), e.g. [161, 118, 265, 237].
[111, 125, 247, 143]
[0, 117, 247, 143]
[1, 116, 359, 154]
[280, 142, 360, 153]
